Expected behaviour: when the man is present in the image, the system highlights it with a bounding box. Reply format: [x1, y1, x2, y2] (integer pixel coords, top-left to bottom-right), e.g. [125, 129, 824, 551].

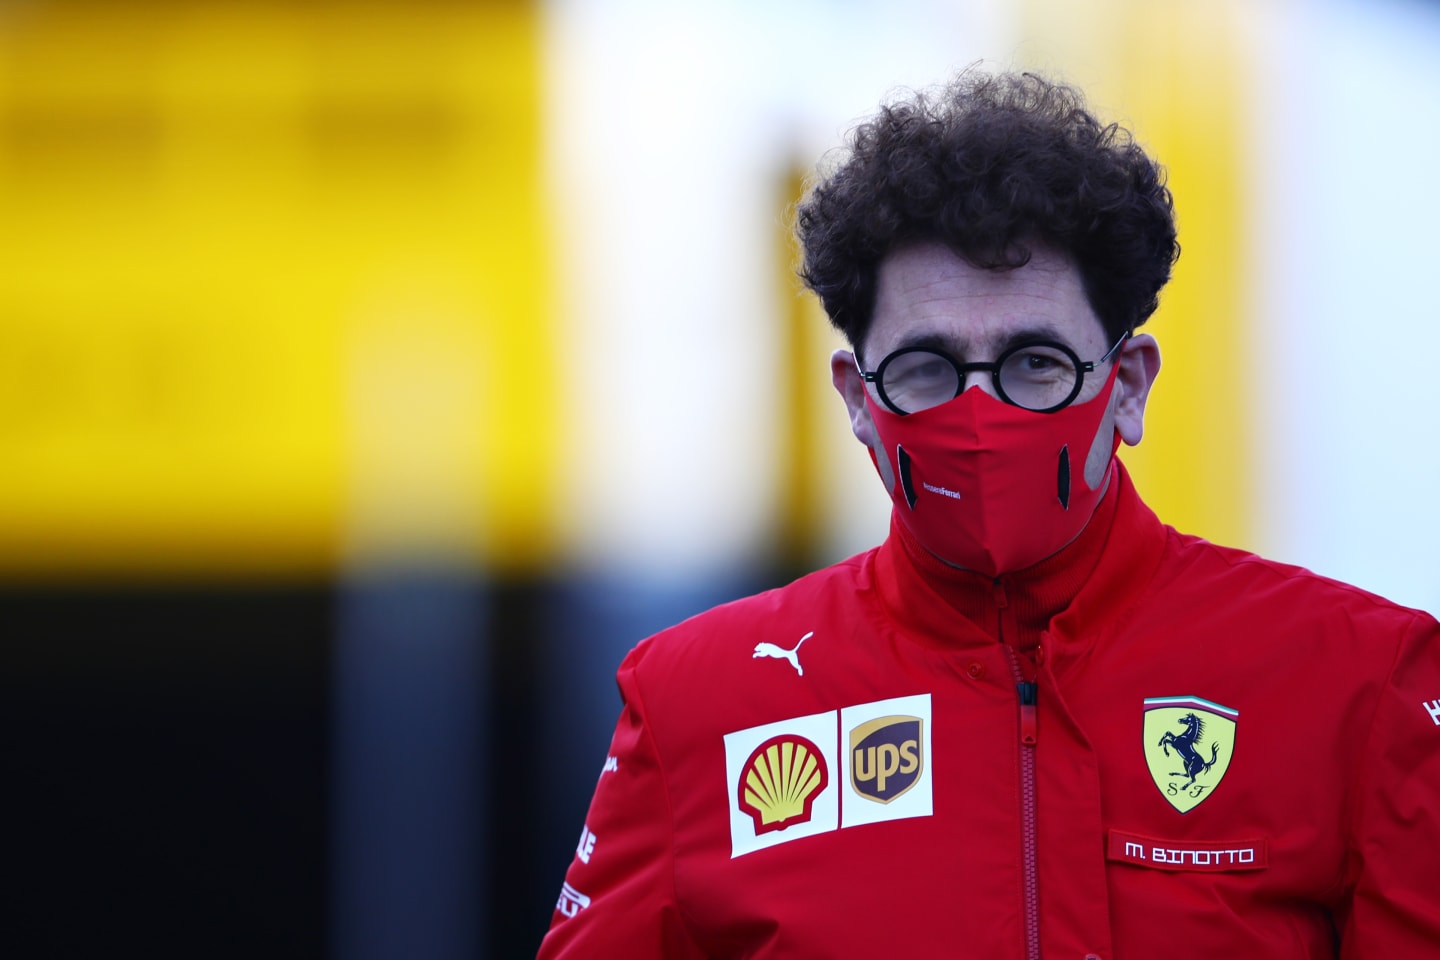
[537, 70, 1440, 958]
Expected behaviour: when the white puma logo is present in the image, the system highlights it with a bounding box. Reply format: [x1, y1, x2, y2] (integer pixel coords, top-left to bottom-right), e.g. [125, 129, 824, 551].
[752, 632, 813, 677]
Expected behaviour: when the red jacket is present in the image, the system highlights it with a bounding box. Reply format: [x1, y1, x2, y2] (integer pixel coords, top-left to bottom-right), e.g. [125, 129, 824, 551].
[538, 466, 1440, 958]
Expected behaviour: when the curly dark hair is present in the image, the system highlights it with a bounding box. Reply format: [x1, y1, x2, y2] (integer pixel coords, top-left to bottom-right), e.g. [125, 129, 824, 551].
[796, 70, 1179, 356]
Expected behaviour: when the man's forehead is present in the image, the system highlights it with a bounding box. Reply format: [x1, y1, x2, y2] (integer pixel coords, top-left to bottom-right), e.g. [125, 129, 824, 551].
[864, 242, 1104, 360]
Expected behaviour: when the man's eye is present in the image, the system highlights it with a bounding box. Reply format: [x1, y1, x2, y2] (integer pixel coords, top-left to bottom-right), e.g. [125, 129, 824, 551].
[1010, 348, 1071, 375]
[887, 354, 951, 384]
[909, 360, 950, 380]
[1022, 352, 1060, 370]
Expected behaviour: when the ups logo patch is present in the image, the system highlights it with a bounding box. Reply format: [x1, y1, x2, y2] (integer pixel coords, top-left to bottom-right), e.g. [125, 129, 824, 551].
[849, 715, 923, 803]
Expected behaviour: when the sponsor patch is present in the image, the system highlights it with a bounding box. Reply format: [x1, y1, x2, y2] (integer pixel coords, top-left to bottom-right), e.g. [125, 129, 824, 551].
[1424, 699, 1440, 726]
[842, 694, 933, 828]
[1142, 696, 1238, 814]
[724, 695, 933, 856]
[1107, 829, 1268, 872]
[850, 716, 921, 802]
[556, 881, 591, 918]
[751, 631, 813, 676]
[737, 734, 829, 835]
[575, 824, 597, 864]
[724, 710, 839, 857]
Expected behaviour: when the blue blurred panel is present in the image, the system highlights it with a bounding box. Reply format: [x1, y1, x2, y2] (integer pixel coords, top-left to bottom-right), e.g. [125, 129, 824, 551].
[332, 573, 487, 960]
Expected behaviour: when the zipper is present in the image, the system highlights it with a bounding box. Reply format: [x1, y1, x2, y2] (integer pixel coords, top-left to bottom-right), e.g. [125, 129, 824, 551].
[1006, 648, 1042, 960]
[995, 577, 1041, 959]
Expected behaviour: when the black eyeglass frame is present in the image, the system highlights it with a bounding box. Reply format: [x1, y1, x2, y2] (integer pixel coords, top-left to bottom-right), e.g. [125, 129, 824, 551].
[858, 333, 1130, 415]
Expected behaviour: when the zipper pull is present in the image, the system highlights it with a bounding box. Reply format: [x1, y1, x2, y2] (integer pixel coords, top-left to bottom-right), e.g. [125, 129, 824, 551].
[1017, 681, 1038, 746]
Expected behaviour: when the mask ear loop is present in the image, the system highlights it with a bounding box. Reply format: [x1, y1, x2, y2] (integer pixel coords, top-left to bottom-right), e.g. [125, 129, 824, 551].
[1080, 330, 1132, 497]
[1049, 327, 1120, 511]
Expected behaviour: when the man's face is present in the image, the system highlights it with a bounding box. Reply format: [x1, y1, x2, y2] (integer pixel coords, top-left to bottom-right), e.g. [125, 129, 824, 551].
[831, 241, 1160, 489]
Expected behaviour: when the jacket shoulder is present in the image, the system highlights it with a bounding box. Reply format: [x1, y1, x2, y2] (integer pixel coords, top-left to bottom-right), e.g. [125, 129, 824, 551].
[623, 549, 877, 684]
[1154, 526, 1434, 633]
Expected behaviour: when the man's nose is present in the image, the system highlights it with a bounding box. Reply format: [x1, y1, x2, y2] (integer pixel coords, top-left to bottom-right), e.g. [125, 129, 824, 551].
[960, 372, 1002, 400]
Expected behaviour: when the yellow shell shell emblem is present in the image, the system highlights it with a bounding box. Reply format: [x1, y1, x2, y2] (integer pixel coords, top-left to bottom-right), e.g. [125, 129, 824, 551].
[737, 734, 829, 834]
[1142, 696, 1238, 814]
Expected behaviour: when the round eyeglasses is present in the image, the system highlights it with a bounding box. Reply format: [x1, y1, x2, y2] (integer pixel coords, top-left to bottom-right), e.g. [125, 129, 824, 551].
[858, 334, 1128, 415]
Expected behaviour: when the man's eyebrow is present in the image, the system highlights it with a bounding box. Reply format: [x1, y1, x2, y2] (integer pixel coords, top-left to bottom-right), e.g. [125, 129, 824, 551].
[891, 331, 965, 356]
[890, 323, 1073, 360]
[997, 324, 1072, 351]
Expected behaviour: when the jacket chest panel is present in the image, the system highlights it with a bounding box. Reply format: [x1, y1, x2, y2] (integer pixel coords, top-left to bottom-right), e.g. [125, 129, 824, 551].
[678, 795, 1027, 958]
[673, 675, 1036, 953]
[1058, 625, 1354, 902]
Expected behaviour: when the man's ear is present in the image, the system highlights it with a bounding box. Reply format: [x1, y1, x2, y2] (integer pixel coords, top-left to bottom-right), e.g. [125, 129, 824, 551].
[831, 349, 878, 447]
[1114, 333, 1161, 446]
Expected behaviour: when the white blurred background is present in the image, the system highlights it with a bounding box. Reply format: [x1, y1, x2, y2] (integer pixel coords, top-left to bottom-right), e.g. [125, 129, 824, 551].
[549, 0, 1440, 607]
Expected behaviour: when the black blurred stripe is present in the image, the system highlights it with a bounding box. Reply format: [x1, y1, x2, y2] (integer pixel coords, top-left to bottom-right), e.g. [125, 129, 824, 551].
[1, 568, 799, 958]
[1, 584, 331, 958]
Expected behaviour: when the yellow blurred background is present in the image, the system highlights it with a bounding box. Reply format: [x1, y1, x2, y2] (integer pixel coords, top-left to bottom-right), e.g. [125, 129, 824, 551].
[0, 0, 555, 578]
[0, 0, 1248, 581]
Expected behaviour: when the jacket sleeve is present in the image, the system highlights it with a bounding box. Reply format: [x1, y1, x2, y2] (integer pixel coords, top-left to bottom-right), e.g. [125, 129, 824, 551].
[1339, 610, 1440, 958]
[536, 646, 708, 960]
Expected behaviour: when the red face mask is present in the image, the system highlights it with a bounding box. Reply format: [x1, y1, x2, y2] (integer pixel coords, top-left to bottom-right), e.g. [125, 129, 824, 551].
[864, 361, 1122, 576]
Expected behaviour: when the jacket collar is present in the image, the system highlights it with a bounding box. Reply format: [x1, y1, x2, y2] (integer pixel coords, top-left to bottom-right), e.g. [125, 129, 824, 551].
[871, 460, 1168, 658]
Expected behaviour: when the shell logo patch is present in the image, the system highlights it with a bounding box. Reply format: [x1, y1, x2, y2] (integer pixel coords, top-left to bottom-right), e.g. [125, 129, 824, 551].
[737, 734, 829, 835]
[724, 709, 840, 858]
[723, 694, 932, 857]
[1143, 696, 1238, 814]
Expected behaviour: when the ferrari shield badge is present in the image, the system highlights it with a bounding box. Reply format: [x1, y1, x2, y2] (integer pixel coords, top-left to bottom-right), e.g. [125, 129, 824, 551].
[1142, 696, 1238, 814]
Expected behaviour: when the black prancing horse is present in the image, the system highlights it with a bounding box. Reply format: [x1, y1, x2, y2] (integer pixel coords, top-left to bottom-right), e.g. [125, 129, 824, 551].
[1158, 712, 1220, 785]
